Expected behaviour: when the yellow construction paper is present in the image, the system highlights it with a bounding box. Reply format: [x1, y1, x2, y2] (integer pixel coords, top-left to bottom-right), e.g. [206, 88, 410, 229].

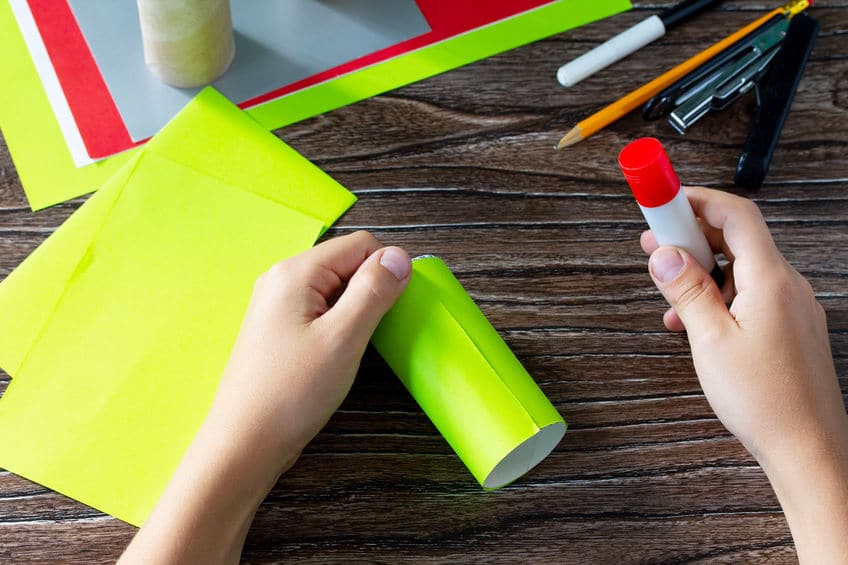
[142, 88, 355, 229]
[0, 156, 133, 377]
[0, 88, 356, 525]
[0, 87, 355, 379]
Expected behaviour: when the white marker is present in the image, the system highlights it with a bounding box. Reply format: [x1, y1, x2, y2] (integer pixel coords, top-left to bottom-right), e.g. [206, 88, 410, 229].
[557, 0, 724, 87]
[557, 16, 665, 87]
[618, 137, 724, 286]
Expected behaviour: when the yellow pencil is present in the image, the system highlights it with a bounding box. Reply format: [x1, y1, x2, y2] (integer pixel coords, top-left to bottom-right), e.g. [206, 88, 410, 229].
[556, 0, 810, 149]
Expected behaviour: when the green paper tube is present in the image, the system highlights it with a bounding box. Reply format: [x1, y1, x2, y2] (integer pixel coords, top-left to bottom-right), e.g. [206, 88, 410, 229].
[371, 256, 566, 489]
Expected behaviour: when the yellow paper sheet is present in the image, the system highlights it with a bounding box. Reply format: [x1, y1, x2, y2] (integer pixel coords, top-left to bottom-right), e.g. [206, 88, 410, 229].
[0, 88, 356, 525]
[142, 88, 355, 228]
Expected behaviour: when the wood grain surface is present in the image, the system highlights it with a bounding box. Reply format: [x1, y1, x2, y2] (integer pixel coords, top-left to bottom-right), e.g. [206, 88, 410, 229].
[1, 1, 846, 563]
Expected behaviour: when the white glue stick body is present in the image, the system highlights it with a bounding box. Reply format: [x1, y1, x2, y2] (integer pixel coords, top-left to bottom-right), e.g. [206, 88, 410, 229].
[618, 137, 724, 286]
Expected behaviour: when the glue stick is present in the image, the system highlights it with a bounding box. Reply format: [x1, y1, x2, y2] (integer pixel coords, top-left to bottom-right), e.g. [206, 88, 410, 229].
[618, 137, 724, 287]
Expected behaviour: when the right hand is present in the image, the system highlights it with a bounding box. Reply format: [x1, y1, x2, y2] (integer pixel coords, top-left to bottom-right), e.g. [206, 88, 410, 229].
[640, 186, 848, 563]
[640, 186, 846, 461]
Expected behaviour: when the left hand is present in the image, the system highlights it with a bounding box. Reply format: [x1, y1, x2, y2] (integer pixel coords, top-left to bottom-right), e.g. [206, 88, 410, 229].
[120, 230, 411, 565]
[214, 230, 413, 470]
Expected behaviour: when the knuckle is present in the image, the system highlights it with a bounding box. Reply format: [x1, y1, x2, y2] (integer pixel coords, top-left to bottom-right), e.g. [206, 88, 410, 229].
[816, 301, 828, 322]
[739, 197, 764, 220]
[260, 259, 299, 295]
[693, 322, 726, 348]
[266, 259, 294, 283]
[252, 272, 267, 293]
[298, 260, 326, 283]
[350, 230, 380, 249]
[761, 265, 823, 321]
[798, 277, 817, 303]
[770, 270, 795, 298]
[673, 275, 715, 311]
[357, 269, 390, 304]
[766, 266, 808, 304]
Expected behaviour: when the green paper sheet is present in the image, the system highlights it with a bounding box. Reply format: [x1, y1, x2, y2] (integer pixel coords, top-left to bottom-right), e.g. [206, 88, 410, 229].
[371, 256, 566, 489]
[248, 0, 632, 130]
[0, 0, 630, 210]
[0, 88, 355, 525]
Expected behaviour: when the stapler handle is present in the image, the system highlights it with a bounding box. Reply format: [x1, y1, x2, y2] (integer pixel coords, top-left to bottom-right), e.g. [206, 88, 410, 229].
[735, 13, 819, 189]
[642, 14, 785, 121]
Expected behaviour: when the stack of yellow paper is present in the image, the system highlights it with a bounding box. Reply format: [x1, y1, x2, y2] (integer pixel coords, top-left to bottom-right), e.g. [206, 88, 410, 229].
[0, 88, 356, 526]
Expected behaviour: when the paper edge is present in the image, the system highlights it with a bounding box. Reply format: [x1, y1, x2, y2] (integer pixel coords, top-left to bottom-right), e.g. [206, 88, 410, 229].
[7, 0, 93, 167]
[413, 256, 566, 431]
[483, 421, 567, 489]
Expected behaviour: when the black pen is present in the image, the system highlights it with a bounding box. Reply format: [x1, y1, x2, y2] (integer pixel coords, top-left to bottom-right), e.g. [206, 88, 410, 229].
[557, 0, 724, 87]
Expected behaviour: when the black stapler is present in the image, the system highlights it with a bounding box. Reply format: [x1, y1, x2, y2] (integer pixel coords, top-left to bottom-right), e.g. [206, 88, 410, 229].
[642, 12, 819, 190]
[735, 13, 819, 189]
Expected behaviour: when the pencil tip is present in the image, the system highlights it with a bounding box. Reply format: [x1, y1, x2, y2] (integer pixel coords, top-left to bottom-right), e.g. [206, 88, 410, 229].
[555, 126, 583, 150]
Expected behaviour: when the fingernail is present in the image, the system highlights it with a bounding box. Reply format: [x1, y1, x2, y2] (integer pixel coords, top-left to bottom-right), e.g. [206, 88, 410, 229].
[650, 248, 684, 284]
[379, 247, 411, 281]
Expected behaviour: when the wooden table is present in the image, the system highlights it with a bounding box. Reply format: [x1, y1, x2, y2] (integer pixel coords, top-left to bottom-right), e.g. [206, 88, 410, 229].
[1, 1, 846, 562]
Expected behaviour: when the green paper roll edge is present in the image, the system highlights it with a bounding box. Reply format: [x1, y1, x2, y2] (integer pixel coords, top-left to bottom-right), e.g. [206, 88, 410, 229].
[371, 256, 566, 489]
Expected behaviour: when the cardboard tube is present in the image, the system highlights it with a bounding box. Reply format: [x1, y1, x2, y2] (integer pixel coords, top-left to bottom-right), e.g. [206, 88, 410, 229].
[136, 0, 235, 88]
[371, 256, 567, 489]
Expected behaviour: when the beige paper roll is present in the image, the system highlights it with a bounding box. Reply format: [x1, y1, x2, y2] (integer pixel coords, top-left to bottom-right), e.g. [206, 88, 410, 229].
[137, 0, 235, 88]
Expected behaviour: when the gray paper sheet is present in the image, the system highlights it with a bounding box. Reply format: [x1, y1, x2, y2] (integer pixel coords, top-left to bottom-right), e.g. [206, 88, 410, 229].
[68, 0, 430, 141]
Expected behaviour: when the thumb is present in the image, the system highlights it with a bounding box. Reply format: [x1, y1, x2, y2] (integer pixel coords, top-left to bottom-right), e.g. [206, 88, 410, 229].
[649, 247, 733, 338]
[320, 246, 411, 350]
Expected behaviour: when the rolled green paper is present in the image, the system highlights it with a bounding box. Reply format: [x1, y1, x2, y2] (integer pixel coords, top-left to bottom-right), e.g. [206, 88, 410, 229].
[372, 256, 566, 489]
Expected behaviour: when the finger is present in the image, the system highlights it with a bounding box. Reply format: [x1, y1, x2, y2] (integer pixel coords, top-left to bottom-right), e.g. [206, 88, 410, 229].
[642, 232, 683, 330]
[682, 187, 782, 290]
[719, 262, 736, 304]
[663, 263, 736, 332]
[640, 230, 658, 255]
[649, 246, 736, 342]
[304, 230, 382, 288]
[701, 222, 736, 264]
[268, 230, 382, 304]
[317, 246, 412, 352]
[254, 231, 385, 324]
[662, 307, 685, 332]
[643, 223, 733, 264]
[645, 218, 733, 262]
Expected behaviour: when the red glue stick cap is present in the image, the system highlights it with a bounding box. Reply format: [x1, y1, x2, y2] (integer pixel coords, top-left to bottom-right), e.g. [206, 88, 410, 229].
[618, 137, 681, 208]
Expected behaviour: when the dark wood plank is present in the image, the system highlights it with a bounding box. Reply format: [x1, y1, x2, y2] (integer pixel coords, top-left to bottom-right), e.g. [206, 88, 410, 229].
[1, 0, 845, 562]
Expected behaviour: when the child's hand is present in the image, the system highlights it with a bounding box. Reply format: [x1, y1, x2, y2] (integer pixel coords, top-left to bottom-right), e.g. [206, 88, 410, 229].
[641, 186, 848, 563]
[120, 231, 411, 565]
[213, 230, 412, 470]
